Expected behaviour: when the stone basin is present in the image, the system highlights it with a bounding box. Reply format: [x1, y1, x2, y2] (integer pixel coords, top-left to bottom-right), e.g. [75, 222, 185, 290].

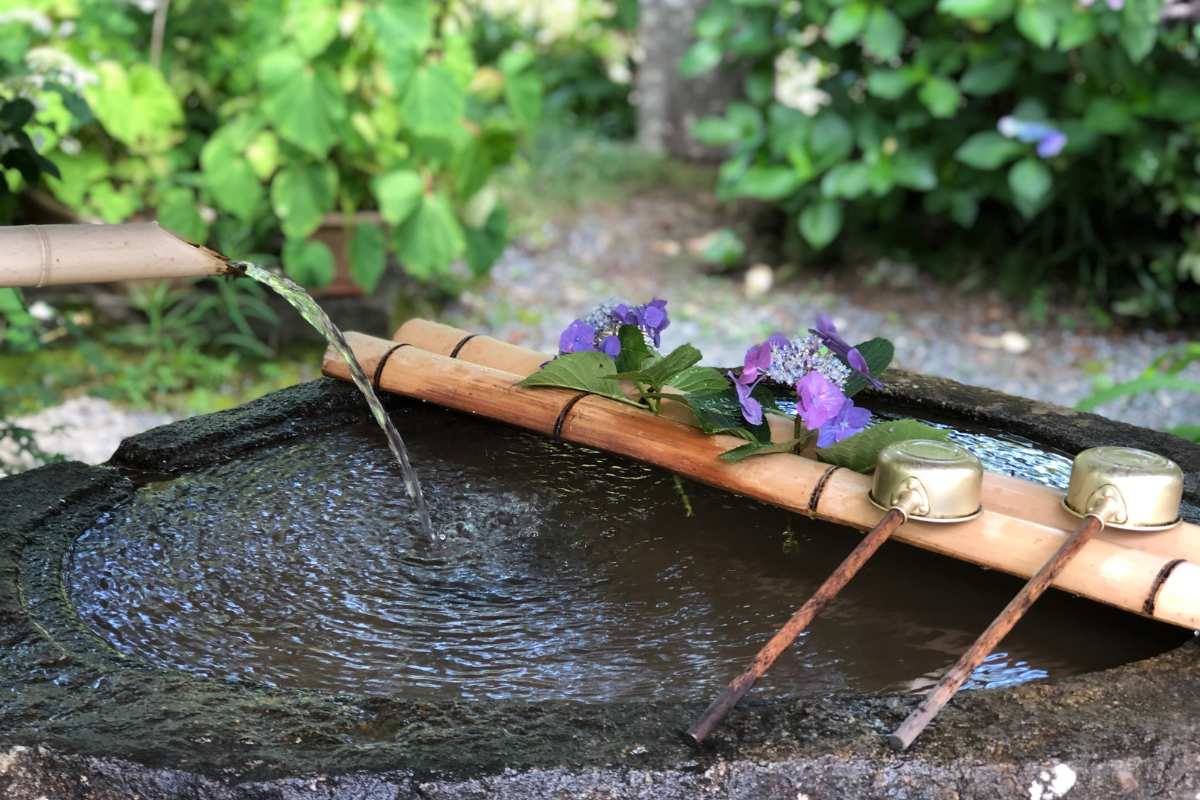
[1, 372, 1199, 799]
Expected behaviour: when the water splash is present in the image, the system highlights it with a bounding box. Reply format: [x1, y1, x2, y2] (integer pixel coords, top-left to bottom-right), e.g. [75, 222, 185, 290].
[237, 263, 434, 542]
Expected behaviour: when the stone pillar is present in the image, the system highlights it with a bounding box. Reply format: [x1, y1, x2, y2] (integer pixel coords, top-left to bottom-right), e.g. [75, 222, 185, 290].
[635, 0, 745, 161]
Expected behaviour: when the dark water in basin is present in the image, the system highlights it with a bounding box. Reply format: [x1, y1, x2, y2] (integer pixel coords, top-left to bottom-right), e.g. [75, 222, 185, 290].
[69, 406, 1190, 702]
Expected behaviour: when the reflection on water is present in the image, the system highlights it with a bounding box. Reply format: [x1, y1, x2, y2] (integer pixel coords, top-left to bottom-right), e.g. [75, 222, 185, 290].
[69, 406, 1188, 702]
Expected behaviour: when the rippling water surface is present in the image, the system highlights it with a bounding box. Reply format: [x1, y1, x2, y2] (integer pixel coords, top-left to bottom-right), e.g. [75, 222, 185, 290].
[69, 407, 1188, 702]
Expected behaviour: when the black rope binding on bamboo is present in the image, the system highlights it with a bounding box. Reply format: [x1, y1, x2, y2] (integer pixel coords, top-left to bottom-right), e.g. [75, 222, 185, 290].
[1144, 558, 1186, 616]
[553, 393, 590, 439]
[372, 343, 412, 391]
[808, 465, 842, 513]
[449, 333, 480, 359]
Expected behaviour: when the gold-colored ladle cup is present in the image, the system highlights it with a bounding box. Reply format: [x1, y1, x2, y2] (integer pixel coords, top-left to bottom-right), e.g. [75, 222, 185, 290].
[889, 445, 1184, 751]
[685, 440, 984, 744]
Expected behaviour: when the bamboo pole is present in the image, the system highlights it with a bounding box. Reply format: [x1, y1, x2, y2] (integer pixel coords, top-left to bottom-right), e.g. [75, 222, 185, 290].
[0, 223, 235, 288]
[888, 514, 1105, 751]
[391, 319, 1200, 566]
[687, 507, 909, 744]
[323, 332, 1200, 631]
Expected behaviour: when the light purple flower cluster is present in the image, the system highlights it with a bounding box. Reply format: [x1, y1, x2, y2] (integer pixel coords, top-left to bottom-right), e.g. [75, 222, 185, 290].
[560, 297, 672, 358]
[1080, 0, 1123, 10]
[736, 315, 876, 446]
[997, 116, 1067, 159]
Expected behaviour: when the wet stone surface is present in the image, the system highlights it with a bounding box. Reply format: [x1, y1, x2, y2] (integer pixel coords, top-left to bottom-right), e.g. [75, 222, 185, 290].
[1, 378, 1199, 799]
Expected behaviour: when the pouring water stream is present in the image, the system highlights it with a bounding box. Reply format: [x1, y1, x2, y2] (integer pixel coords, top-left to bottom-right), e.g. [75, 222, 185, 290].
[236, 263, 435, 543]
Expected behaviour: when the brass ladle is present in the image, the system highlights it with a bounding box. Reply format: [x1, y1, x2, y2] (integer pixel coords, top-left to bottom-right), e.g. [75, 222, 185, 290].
[685, 440, 984, 744]
[889, 446, 1184, 751]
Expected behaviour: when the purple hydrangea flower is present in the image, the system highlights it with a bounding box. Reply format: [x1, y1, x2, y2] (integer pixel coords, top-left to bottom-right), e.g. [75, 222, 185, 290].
[599, 335, 621, 357]
[729, 371, 763, 426]
[816, 399, 871, 448]
[741, 342, 773, 383]
[613, 298, 671, 347]
[764, 334, 851, 387]
[809, 315, 882, 389]
[997, 116, 1068, 160]
[796, 371, 846, 431]
[559, 319, 598, 354]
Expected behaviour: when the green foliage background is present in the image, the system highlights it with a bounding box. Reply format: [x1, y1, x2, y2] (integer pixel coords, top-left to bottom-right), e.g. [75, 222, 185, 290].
[686, 0, 1200, 322]
[0, 0, 551, 290]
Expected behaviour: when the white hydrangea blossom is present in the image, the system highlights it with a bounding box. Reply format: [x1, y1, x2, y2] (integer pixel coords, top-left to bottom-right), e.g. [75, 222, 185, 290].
[774, 49, 830, 116]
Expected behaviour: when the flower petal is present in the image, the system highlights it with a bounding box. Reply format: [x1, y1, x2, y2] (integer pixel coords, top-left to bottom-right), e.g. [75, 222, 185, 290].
[796, 371, 846, 430]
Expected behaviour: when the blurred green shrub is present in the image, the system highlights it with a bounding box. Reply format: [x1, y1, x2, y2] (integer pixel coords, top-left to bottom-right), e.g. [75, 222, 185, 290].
[686, 0, 1200, 322]
[0, 0, 544, 290]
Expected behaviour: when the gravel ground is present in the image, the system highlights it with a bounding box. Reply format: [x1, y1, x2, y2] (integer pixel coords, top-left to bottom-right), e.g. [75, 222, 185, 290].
[444, 194, 1200, 433]
[0, 398, 173, 477]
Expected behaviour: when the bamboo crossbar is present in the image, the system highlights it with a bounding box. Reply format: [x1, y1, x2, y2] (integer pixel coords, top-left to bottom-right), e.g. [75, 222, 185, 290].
[392, 319, 1200, 568]
[323, 331, 1200, 631]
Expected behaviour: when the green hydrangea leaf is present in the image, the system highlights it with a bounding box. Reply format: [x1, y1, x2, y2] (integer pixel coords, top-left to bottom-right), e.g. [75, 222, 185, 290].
[841, 337, 894, 397]
[1015, 2, 1058, 49]
[826, 2, 869, 47]
[517, 351, 632, 402]
[614, 324, 654, 373]
[156, 186, 209, 245]
[612, 343, 703, 390]
[667, 366, 730, 394]
[680, 388, 772, 443]
[401, 63, 466, 137]
[817, 419, 950, 473]
[863, 6, 905, 60]
[918, 76, 962, 119]
[464, 203, 508, 277]
[393, 193, 465, 279]
[680, 39, 723, 77]
[959, 59, 1018, 96]
[201, 118, 265, 221]
[1008, 157, 1053, 219]
[373, 169, 423, 226]
[505, 71, 543, 130]
[1119, 0, 1161, 64]
[799, 198, 844, 249]
[84, 62, 182, 153]
[719, 434, 814, 463]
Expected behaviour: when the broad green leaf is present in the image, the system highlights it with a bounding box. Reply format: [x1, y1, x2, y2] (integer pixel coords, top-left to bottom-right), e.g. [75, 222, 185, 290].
[667, 366, 729, 394]
[282, 238, 335, 289]
[950, 191, 980, 227]
[614, 324, 654, 374]
[1076, 375, 1200, 412]
[246, 131, 281, 181]
[867, 68, 920, 100]
[88, 181, 138, 223]
[373, 170, 423, 226]
[691, 116, 743, 147]
[271, 162, 338, 239]
[285, 0, 338, 58]
[936, 0, 1016, 21]
[810, 112, 854, 168]
[442, 32, 477, 90]
[156, 187, 209, 245]
[463, 204, 508, 277]
[734, 165, 803, 200]
[401, 63, 465, 137]
[393, 193, 465, 279]
[955, 131, 1025, 170]
[516, 351, 631, 402]
[1119, 0, 1161, 64]
[1056, 12, 1097, 50]
[817, 419, 950, 473]
[918, 76, 962, 119]
[826, 2, 869, 46]
[368, 0, 431, 53]
[1015, 2, 1058, 49]
[959, 59, 1018, 96]
[1084, 97, 1134, 134]
[505, 71, 542, 129]
[1008, 157, 1053, 219]
[680, 388, 772, 443]
[612, 344, 703, 390]
[498, 48, 537, 76]
[1168, 424, 1200, 443]
[349, 223, 388, 293]
[201, 119, 265, 221]
[841, 337, 894, 397]
[820, 161, 870, 199]
[894, 151, 937, 190]
[680, 39, 723, 77]
[719, 435, 813, 463]
[259, 49, 347, 157]
[799, 199, 844, 249]
[1153, 79, 1200, 122]
[695, 0, 739, 38]
[863, 6, 905, 60]
[699, 228, 745, 266]
[84, 62, 182, 153]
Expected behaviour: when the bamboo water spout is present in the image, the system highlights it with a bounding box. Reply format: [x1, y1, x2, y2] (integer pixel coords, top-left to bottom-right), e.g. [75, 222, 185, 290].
[0, 223, 236, 287]
[322, 331, 1200, 631]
